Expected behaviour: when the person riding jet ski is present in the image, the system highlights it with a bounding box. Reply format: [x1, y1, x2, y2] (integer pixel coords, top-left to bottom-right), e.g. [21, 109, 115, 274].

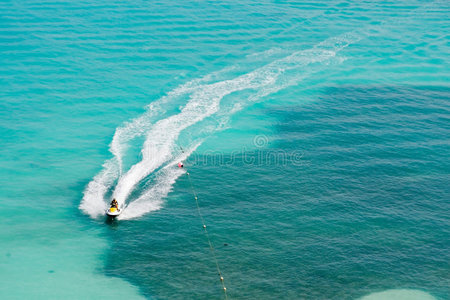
[110, 199, 119, 211]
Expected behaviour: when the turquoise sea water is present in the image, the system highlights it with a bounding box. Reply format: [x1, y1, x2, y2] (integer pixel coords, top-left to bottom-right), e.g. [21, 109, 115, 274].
[1, 0, 449, 299]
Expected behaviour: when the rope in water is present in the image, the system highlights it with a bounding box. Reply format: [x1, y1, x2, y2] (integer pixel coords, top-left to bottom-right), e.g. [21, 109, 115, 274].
[186, 171, 228, 299]
[180, 147, 228, 299]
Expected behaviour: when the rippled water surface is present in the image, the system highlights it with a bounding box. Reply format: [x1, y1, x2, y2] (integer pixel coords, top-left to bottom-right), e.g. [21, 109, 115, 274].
[1, 0, 449, 299]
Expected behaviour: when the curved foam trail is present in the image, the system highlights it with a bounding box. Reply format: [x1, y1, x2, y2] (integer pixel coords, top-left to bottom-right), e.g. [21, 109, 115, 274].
[80, 74, 221, 215]
[79, 2, 443, 220]
[112, 34, 361, 205]
[81, 31, 364, 219]
[110, 73, 220, 174]
[118, 144, 200, 220]
[79, 158, 119, 218]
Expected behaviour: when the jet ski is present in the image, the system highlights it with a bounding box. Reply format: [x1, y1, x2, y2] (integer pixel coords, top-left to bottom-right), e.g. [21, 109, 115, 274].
[106, 206, 121, 217]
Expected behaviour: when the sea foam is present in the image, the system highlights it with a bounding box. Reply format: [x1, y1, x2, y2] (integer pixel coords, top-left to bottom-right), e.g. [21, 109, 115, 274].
[80, 31, 362, 220]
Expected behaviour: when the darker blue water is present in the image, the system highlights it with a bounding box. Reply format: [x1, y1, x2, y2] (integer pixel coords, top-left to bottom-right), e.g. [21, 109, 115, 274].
[104, 86, 450, 299]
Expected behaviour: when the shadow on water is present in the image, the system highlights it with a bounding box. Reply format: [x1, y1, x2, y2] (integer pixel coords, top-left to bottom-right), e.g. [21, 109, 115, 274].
[105, 217, 120, 228]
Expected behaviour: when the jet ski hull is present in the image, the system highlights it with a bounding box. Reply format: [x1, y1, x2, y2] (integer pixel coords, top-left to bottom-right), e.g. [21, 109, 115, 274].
[106, 207, 121, 217]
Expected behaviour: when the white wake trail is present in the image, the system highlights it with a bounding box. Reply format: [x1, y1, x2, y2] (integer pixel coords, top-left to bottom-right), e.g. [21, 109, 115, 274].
[79, 74, 219, 217]
[118, 144, 200, 220]
[80, 31, 362, 219]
